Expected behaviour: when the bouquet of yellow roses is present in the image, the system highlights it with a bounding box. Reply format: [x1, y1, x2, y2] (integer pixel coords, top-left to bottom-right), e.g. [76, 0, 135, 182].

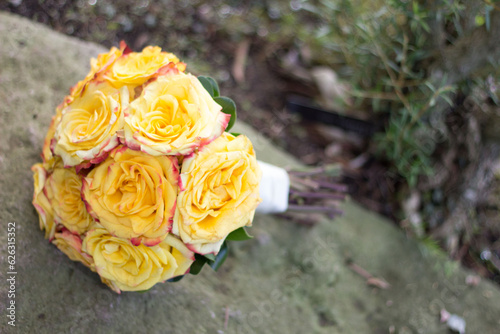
[31, 42, 262, 293]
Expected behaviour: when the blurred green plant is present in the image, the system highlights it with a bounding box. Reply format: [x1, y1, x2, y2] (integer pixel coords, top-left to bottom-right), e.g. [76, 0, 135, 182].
[245, 0, 488, 187]
[290, 0, 458, 187]
[193, 0, 497, 187]
[3, 0, 497, 187]
[190, 0, 476, 186]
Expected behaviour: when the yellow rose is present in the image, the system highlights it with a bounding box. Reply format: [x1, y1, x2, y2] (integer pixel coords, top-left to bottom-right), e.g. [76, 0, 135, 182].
[106, 46, 185, 87]
[41, 103, 64, 167]
[82, 228, 194, 292]
[70, 45, 124, 99]
[32, 163, 56, 240]
[52, 229, 93, 268]
[53, 82, 128, 167]
[173, 133, 262, 254]
[82, 146, 178, 246]
[123, 71, 230, 156]
[49, 165, 93, 234]
[32, 162, 93, 235]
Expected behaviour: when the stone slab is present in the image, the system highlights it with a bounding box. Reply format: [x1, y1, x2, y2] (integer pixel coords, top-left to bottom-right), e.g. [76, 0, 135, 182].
[1, 12, 499, 334]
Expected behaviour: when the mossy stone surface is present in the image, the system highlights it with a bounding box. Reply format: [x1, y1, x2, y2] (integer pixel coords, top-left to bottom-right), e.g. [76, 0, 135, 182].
[1, 12, 500, 333]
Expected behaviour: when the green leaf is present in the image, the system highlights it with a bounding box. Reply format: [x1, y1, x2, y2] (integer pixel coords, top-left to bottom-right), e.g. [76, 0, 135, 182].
[412, 2, 419, 14]
[230, 132, 241, 137]
[440, 94, 453, 107]
[475, 15, 485, 27]
[424, 81, 435, 92]
[419, 20, 430, 33]
[214, 96, 237, 131]
[167, 275, 185, 283]
[198, 76, 213, 97]
[208, 242, 228, 272]
[203, 253, 217, 262]
[189, 254, 209, 275]
[226, 227, 253, 241]
[198, 76, 220, 98]
[188, 243, 231, 275]
[207, 77, 220, 97]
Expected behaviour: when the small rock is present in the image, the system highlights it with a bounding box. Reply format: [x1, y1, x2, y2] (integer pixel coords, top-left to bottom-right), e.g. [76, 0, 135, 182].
[465, 275, 481, 286]
[447, 315, 466, 334]
[440, 309, 466, 334]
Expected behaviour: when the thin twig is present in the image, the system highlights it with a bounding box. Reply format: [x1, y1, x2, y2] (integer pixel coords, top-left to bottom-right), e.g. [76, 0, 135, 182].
[316, 180, 349, 192]
[368, 26, 412, 112]
[224, 306, 230, 330]
[232, 38, 251, 84]
[289, 175, 320, 190]
[348, 263, 391, 289]
[287, 166, 328, 176]
[290, 189, 346, 200]
[348, 263, 372, 280]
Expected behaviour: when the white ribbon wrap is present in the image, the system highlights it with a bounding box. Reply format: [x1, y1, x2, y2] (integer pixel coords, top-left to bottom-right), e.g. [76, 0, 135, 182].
[256, 161, 290, 214]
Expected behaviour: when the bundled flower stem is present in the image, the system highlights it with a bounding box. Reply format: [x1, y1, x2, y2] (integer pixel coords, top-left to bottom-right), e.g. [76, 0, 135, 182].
[284, 164, 347, 224]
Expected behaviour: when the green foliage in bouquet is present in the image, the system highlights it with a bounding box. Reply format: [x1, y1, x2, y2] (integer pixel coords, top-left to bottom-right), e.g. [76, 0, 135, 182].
[199, 75, 237, 131]
[179, 227, 253, 279]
